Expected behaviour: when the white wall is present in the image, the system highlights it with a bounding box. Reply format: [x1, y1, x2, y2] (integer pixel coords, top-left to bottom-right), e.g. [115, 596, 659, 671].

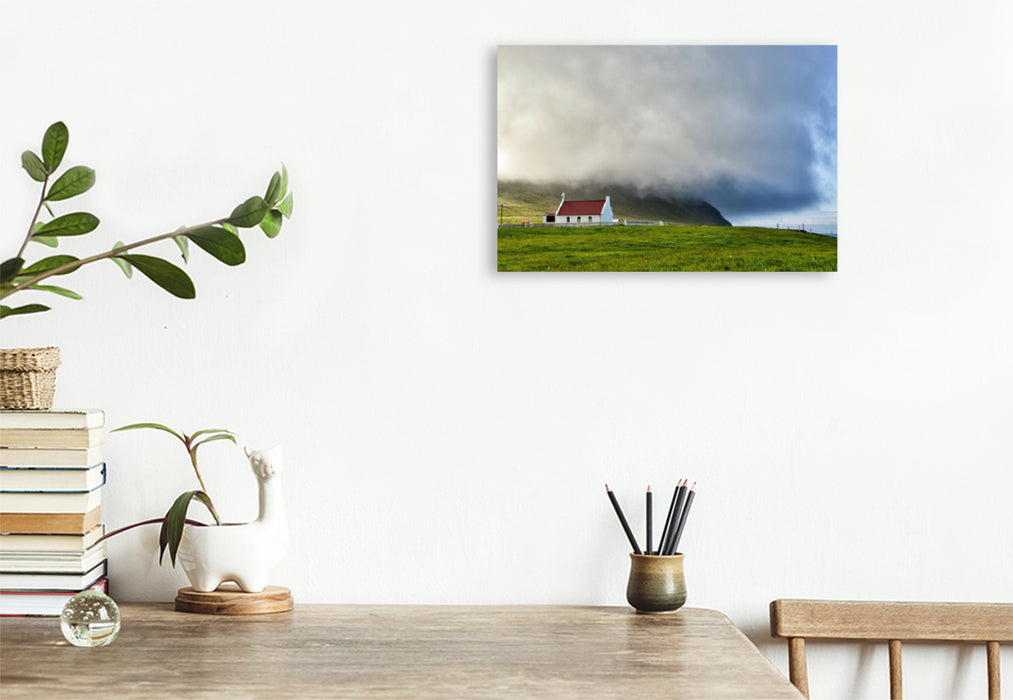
[3, 2, 1011, 698]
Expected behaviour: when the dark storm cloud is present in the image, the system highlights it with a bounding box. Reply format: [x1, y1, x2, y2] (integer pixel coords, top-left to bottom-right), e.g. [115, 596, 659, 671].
[497, 45, 837, 218]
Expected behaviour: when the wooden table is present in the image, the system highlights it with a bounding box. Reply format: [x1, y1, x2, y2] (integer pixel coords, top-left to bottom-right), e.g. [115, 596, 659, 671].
[1, 605, 802, 698]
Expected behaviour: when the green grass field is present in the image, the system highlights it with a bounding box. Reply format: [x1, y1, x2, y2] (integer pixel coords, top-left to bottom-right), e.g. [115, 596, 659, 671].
[497, 224, 837, 271]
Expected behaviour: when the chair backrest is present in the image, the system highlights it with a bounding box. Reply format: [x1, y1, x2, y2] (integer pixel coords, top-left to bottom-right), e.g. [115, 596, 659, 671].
[769, 599, 1013, 699]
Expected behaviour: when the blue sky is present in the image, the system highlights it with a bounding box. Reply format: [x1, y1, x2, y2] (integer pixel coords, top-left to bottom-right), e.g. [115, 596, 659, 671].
[498, 45, 837, 228]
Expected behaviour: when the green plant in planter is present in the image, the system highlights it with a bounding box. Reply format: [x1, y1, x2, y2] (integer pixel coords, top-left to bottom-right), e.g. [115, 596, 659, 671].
[0, 121, 293, 319]
[100, 423, 236, 566]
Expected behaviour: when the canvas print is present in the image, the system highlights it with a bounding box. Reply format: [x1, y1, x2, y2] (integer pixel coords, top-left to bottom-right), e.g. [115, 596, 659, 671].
[497, 45, 837, 271]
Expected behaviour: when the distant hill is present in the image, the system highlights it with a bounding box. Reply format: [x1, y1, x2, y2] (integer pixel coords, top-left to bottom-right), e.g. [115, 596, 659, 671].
[497, 180, 731, 226]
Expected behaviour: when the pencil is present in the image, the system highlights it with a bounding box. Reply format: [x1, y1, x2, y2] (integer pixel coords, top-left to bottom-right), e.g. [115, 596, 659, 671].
[605, 484, 641, 554]
[670, 482, 696, 555]
[646, 486, 653, 555]
[661, 479, 688, 555]
[658, 479, 684, 554]
[663, 480, 689, 555]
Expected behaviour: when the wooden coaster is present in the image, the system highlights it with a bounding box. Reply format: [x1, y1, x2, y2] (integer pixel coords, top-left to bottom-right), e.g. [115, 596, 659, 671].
[174, 583, 294, 615]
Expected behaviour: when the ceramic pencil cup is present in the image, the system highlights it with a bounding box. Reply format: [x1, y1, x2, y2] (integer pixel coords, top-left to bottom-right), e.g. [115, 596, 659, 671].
[626, 553, 687, 613]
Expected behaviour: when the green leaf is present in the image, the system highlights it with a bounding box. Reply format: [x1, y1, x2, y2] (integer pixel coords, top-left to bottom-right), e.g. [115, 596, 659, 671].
[32, 235, 59, 248]
[111, 422, 186, 443]
[188, 429, 236, 451]
[21, 151, 47, 182]
[279, 164, 289, 199]
[160, 490, 220, 566]
[1, 303, 51, 319]
[277, 191, 294, 219]
[186, 226, 246, 266]
[189, 428, 236, 439]
[46, 165, 95, 201]
[264, 171, 283, 207]
[173, 235, 190, 263]
[192, 433, 238, 452]
[18, 255, 80, 277]
[259, 209, 283, 238]
[118, 254, 196, 299]
[42, 122, 69, 172]
[1, 258, 24, 285]
[109, 242, 133, 278]
[28, 284, 82, 300]
[34, 212, 100, 237]
[228, 195, 268, 228]
[221, 222, 238, 236]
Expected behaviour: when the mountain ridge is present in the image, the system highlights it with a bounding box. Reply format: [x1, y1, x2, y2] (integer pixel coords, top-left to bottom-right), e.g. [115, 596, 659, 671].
[497, 180, 731, 226]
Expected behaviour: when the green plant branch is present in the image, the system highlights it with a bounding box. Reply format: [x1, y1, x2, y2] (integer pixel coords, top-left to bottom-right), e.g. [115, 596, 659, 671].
[1, 215, 231, 301]
[17, 174, 50, 259]
[111, 423, 234, 529]
[5, 122, 290, 320]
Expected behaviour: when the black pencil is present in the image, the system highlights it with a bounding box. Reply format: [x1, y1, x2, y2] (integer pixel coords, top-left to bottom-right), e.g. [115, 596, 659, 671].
[646, 486, 653, 555]
[664, 482, 688, 555]
[670, 482, 696, 555]
[605, 484, 641, 554]
[658, 479, 683, 554]
[662, 479, 688, 555]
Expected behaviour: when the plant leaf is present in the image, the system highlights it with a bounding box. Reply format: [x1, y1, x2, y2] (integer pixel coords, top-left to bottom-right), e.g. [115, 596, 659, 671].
[42, 121, 69, 172]
[118, 254, 196, 299]
[259, 209, 283, 238]
[279, 164, 289, 199]
[228, 195, 268, 228]
[32, 235, 59, 248]
[173, 235, 190, 263]
[1, 303, 50, 319]
[161, 490, 219, 566]
[264, 171, 283, 206]
[189, 428, 236, 440]
[21, 151, 47, 182]
[28, 284, 82, 300]
[158, 517, 169, 564]
[109, 242, 133, 278]
[277, 191, 294, 219]
[18, 255, 80, 277]
[34, 212, 100, 237]
[0, 258, 24, 285]
[186, 226, 246, 266]
[46, 165, 95, 201]
[221, 222, 238, 236]
[192, 433, 238, 452]
[111, 422, 186, 442]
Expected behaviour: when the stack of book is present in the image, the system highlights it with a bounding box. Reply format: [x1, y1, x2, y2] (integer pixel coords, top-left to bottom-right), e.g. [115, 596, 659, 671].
[0, 409, 109, 616]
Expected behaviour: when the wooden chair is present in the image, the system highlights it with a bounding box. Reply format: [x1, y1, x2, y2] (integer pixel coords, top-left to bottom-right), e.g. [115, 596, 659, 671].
[769, 599, 1013, 699]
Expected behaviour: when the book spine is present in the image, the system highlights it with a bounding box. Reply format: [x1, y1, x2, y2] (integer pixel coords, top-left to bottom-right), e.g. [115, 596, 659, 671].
[0, 411, 107, 601]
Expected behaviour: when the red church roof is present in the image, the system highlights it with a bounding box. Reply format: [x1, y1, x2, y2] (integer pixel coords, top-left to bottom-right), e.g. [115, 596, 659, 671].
[557, 199, 606, 216]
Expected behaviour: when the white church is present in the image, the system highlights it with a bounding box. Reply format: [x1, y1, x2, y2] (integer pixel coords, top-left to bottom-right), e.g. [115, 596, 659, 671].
[543, 193, 613, 224]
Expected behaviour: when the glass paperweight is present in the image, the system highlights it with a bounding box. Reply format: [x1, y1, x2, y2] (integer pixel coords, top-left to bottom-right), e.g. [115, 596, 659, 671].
[60, 590, 121, 647]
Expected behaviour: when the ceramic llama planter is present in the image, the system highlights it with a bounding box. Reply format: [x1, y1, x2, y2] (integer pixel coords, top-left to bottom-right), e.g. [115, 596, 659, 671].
[177, 445, 288, 593]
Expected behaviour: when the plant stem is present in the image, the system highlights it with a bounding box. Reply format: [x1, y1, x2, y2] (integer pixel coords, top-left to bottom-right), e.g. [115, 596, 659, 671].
[16, 175, 50, 259]
[184, 444, 223, 526]
[0, 215, 231, 301]
[95, 517, 208, 545]
[189, 450, 210, 499]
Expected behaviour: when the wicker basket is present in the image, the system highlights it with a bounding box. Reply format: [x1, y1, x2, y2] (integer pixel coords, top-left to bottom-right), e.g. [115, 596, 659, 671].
[0, 347, 61, 409]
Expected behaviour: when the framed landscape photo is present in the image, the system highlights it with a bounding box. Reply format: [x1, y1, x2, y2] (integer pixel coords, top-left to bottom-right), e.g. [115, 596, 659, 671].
[496, 45, 837, 272]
